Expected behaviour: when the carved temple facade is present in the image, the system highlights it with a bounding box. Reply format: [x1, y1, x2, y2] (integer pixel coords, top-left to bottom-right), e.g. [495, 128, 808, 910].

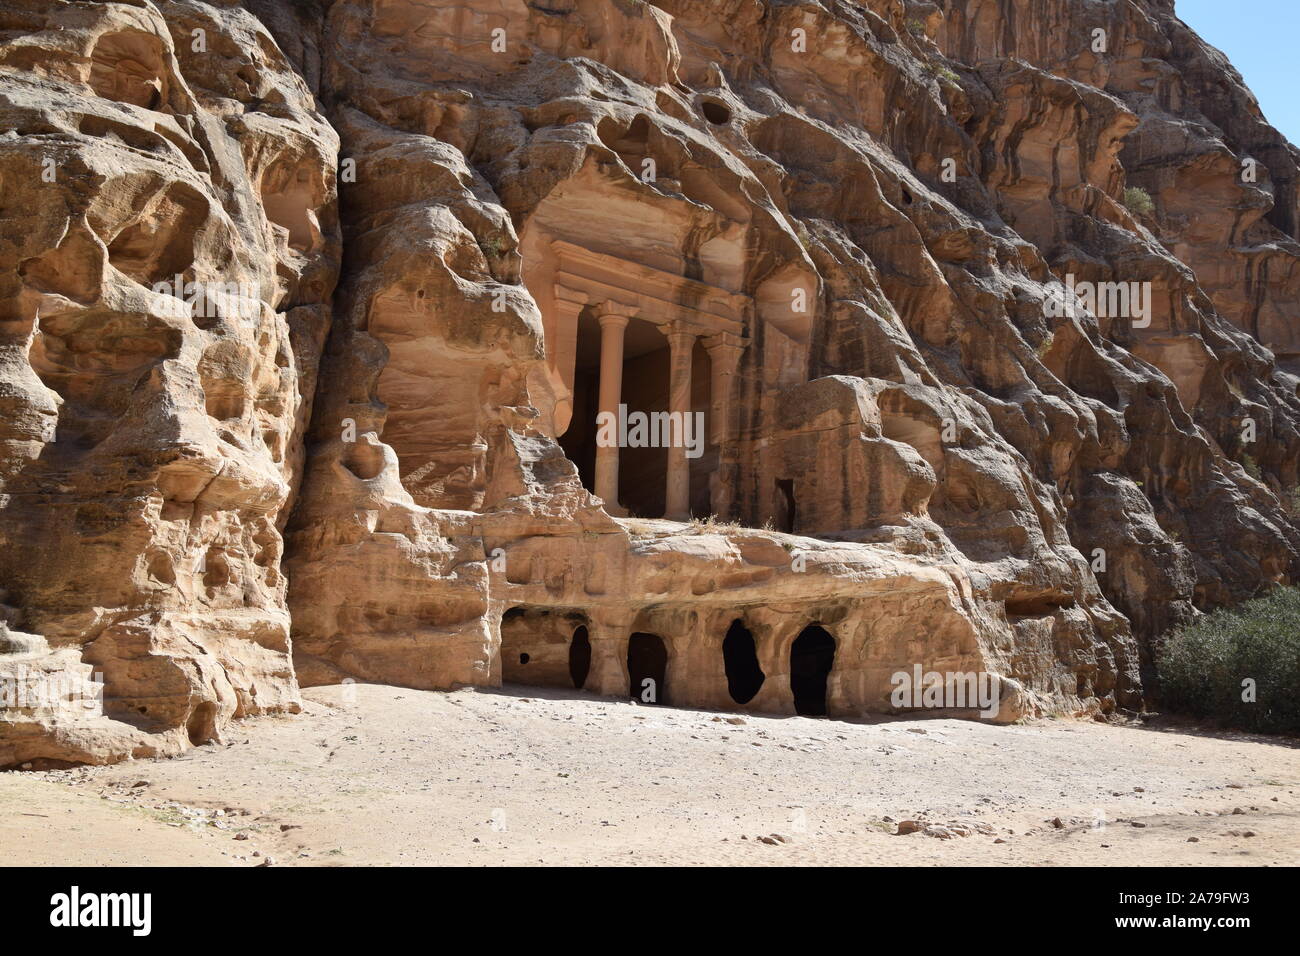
[544, 240, 747, 519]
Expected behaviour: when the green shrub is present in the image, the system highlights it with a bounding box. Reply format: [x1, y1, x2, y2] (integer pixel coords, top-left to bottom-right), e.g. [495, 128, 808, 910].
[1157, 586, 1300, 734]
[1122, 186, 1155, 217]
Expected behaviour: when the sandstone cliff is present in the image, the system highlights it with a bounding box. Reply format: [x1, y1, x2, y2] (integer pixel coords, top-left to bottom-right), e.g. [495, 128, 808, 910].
[1, 0, 1296, 767]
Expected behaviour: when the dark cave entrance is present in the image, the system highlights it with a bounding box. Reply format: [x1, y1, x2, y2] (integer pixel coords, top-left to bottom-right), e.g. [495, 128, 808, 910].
[627, 632, 668, 704]
[569, 624, 591, 690]
[775, 478, 796, 534]
[790, 625, 835, 716]
[722, 619, 765, 704]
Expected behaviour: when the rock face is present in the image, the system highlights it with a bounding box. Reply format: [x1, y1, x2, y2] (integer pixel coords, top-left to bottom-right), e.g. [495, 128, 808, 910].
[0, 0, 339, 766]
[2, 0, 1297, 766]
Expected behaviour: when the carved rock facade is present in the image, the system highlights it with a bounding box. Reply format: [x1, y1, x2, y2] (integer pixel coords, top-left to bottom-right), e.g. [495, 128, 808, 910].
[1, 0, 1297, 766]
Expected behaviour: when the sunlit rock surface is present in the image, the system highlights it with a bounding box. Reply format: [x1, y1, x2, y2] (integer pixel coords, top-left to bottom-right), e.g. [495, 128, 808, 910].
[2, 0, 1297, 766]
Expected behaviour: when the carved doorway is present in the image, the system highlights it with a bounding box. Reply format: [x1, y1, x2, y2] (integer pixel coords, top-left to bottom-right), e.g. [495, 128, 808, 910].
[627, 632, 668, 705]
[722, 619, 765, 704]
[569, 624, 591, 690]
[790, 625, 835, 716]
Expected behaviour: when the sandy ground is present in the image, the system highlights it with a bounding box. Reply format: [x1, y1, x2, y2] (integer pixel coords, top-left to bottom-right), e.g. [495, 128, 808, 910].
[3, 683, 1297, 866]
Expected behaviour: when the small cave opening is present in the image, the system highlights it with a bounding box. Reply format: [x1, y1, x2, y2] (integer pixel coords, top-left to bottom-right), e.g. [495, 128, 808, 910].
[901, 186, 914, 205]
[1004, 593, 1076, 617]
[701, 99, 732, 126]
[186, 701, 218, 746]
[776, 478, 797, 534]
[627, 632, 668, 705]
[569, 624, 591, 690]
[341, 440, 385, 481]
[722, 619, 765, 705]
[790, 625, 835, 717]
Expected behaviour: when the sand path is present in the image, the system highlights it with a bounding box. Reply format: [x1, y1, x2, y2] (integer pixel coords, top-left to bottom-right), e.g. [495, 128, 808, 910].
[4, 683, 1296, 866]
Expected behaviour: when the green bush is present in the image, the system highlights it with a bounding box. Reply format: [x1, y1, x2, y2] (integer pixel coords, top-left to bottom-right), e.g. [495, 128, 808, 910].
[1122, 185, 1155, 217]
[1157, 586, 1300, 735]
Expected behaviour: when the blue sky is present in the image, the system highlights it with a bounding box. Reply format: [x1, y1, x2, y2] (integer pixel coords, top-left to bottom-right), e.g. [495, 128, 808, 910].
[1177, 0, 1300, 145]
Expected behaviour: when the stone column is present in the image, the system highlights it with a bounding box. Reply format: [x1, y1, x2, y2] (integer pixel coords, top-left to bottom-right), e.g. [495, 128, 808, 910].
[664, 323, 697, 521]
[595, 306, 629, 516]
[585, 608, 633, 697]
[703, 333, 745, 444]
[550, 297, 584, 437]
[704, 333, 745, 519]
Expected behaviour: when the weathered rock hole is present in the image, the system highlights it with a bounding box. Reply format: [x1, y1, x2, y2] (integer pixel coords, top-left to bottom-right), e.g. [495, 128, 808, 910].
[19, 229, 104, 304]
[598, 113, 651, 155]
[791, 625, 835, 716]
[1005, 593, 1075, 617]
[197, 341, 253, 421]
[88, 30, 166, 110]
[342, 442, 385, 481]
[236, 65, 260, 95]
[186, 701, 217, 746]
[701, 99, 732, 125]
[723, 619, 764, 704]
[202, 550, 230, 589]
[775, 478, 797, 534]
[260, 159, 323, 253]
[104, 182, 206, 286]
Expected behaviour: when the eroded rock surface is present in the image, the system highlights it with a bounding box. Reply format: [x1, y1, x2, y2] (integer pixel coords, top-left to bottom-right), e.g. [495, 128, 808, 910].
[0, 0, 339, 766]
[2, 0, 1297, 766]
